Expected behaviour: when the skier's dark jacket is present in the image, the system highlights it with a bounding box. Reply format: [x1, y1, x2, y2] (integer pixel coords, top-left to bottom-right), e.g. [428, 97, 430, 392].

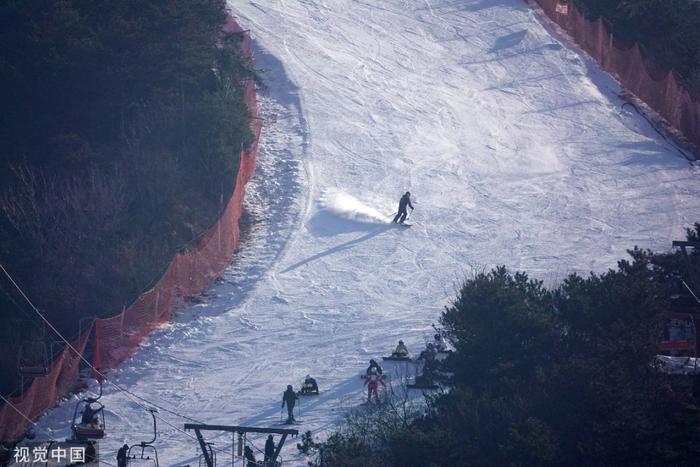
[398, 194, 413, 211]
[366, 361, 383, 376]
[265, 437, 275, 459]
[282, 388, 298, 407]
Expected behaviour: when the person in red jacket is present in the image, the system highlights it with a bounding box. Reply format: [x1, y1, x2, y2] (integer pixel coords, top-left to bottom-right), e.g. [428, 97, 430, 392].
[364, 366, 386, 402]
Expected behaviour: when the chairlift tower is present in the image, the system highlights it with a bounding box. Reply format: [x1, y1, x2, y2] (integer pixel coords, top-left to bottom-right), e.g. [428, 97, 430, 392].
[184, 424, 298, 467]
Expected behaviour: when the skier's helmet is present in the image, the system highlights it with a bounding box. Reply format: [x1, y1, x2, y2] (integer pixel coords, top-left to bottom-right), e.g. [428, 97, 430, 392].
[287, 385, 292, 390]
[370, 359, 376, 365]
[405, 191, 411, 197]
[399, 340, 404, 345]
[306, 374, 311, 379]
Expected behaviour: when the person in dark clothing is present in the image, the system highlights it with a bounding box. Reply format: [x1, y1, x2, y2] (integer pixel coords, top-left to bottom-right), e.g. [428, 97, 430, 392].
[392, 192, 414, 224]
[80, 403, 102, 426]
[365, 359, 383, 376]
[116, 444, 129, 467]
[301, 375, 319, 395]
[416, 343, 438, 387]
[244, 446, 257, 467]
[264, 435, 275, 463]
[281, 385, 298, 423]
[85, 442, 97, 464]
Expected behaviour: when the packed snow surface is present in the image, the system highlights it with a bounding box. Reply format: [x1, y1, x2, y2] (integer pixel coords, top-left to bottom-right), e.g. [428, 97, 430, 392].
[34, 0, 700, 465]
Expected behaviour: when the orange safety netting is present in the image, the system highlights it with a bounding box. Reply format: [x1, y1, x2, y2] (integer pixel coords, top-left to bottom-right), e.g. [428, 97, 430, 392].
[0, 327, 92, 440]
[93, 20, 260, 372]
[533, 0, 700, 154]
[0, 15, 260, 441]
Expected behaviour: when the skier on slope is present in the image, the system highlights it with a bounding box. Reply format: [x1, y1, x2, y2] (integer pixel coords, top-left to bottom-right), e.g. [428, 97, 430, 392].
[392, 191, 414, 224]
[366, 359, 383, 376]
[364, 365, 386, 402]
[281, 385, 299, 423]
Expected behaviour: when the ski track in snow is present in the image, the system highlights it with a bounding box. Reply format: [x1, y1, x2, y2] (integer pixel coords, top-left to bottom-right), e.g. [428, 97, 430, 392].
[34, 1, 700, 465]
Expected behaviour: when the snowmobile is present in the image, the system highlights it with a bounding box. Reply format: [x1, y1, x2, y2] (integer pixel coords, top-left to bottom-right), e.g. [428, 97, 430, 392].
[71, 381, 106, 441]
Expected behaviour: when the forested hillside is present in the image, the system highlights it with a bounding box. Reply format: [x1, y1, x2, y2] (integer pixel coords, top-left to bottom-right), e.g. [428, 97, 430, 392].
[300, 226, 700, 466]
[0, 0, 256, 395]
[573, 0, 700, 94]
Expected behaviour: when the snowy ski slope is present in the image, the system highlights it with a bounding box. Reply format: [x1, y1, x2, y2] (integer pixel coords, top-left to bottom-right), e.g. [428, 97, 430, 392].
[34, 0, 700, 464]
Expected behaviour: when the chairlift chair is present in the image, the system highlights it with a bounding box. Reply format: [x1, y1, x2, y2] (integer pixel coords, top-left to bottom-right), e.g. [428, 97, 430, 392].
[127, 408, 160, 467]
[71, 381, 106, 441]
[17, 325, 49, 377]
[17, 341, 49, 377]
[198, 443, 216, 467]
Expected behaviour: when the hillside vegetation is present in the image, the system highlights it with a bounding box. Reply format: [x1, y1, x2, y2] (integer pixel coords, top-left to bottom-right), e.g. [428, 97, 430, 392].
[573, 0, 700, 94]
[0, 0, 256, 395]
[300, 226, 700, 466]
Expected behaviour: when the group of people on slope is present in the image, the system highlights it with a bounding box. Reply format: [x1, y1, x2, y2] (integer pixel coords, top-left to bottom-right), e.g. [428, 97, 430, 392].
[241, 435, 279, 467]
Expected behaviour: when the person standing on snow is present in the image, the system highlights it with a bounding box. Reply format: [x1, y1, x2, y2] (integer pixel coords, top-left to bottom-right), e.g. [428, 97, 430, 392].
[364, 366, 386, 402]
[281, 385, 298, 423]
[392, 191, 414, 224]
[116, 444, 129, 467]
[264, 435, 276, 463]
[366, 359, 383, 376]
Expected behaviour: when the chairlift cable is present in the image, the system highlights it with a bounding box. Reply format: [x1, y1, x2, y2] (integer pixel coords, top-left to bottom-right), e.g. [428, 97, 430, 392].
[682, 280, 700, 305]
[0, 262, 220, 449]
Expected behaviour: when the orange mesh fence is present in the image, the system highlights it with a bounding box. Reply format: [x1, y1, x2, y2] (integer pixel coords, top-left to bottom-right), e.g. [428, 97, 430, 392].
[0, 15, 259, 440]
[0, 326, 92, 440]
[93, 16, 260, 372]
[534, 0, 700, 154]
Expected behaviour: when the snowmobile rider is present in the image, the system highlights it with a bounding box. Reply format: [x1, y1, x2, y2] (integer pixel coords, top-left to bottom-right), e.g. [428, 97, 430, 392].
[392, 340, 410, 358]
[282, 385, 298, 423]
[116, 444, 129, 467]
[434, 333, 447, 352]
[392, 191, 414, 224]
[366, 359, 383, 376]
[301, 375, 319, 395]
